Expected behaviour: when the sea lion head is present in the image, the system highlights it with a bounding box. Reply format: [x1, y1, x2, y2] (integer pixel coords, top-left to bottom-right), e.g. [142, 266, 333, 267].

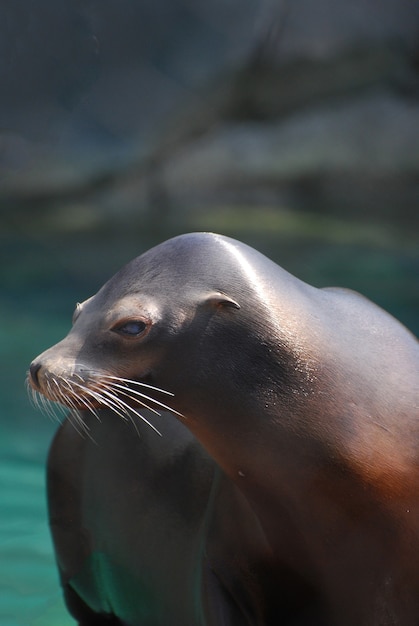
[28, 232, 309, 432]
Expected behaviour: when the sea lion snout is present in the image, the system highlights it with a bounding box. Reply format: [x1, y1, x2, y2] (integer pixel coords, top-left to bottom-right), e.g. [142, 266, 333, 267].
[28, 352, 103, 412]
[28, 338, 88, 398]
[29, 361, 42, 389]
[28, 355, 82, 391]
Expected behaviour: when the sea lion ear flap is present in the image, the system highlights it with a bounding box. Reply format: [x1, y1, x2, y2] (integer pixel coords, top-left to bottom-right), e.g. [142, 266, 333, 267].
[204, 292, 241, 310]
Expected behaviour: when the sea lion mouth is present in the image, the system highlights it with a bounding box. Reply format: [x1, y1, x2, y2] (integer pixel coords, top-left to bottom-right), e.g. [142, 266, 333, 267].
[27, 370, 183, 436]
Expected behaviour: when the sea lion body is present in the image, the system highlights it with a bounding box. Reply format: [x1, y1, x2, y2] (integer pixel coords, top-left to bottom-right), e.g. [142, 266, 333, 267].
[47, 408, 273, 626]
[29, 233, 419, 625]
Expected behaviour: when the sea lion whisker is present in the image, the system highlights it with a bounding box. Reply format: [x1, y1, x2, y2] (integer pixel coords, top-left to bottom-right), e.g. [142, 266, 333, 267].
[105, 380, 184, 418]
[67, 379, 131, 423]
[85, 381, 162, 437]
[48, 376, 67, 401]
[54, 376, 78, 402]
[33, 389, 51, 417]
[89, 381, 162, 436]
[39, 395, 56, 420]
[127, 414, 142, 438]
[58, 376, 171, 434]
[28, 385, 43, 412]
[64, 385, 102, 421]
[49, 397, 67, 420]
[58, 374, 100, 421]
[89, 382, 143, 437]
[123, 403, 162, 437]
[38, 390, 62, 422]
[56, 376, 93, 404]
[67, 409, 97, 442]
[100, 375, 175, 397]
[49, 399, 65, 422]
[44, 379, 93, 438]
[47, 377, 101, 427]
[54, 386, 99, 441]
[69, 392, 99, 423]
[79, 381, 160, 438]
[45, 377, 55, 399]
[26, 378, 40, 411]
[80, 397, 102, 421]
[106, 383, 162, 416]
[27, 388, 37, 411]
[58, 375, 79, 391]
[61, 388, 83, 412]
[75, 381, 130, 416]
[52, 381, 73, 410]
[86, 385, 143, 437]
[68, 416, 89, 438]
[90, 390, 131, 423]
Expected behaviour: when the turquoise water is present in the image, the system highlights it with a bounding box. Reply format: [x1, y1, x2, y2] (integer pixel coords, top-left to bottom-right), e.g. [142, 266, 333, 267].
[1, 227, 417, 626]
[0, 299, 75, 626]
[0, 431, 73, 626]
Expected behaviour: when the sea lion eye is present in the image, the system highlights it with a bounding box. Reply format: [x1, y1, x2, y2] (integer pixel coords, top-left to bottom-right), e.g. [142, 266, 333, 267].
[113, 320, 147, 337]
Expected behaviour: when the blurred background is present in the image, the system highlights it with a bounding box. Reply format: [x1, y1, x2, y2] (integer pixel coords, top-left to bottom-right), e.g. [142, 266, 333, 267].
[1, 1, 418, 624]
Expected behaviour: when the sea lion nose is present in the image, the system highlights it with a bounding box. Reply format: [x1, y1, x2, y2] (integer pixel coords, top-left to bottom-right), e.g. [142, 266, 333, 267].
[29, 361, 42, 388]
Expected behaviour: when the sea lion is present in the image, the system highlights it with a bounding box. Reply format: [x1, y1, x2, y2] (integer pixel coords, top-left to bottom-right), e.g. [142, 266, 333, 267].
[29, 232, 419, 626]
